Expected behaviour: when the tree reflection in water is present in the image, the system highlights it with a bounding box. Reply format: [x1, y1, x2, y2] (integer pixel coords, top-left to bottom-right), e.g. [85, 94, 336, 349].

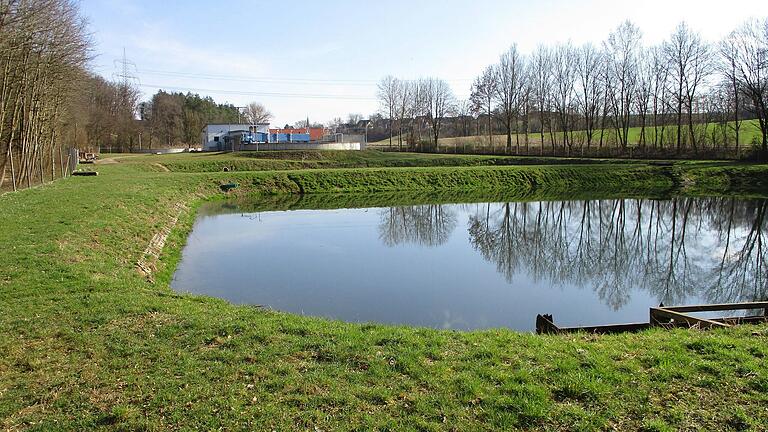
[381, 198, 767, 310]
[378, 205, 457, 247]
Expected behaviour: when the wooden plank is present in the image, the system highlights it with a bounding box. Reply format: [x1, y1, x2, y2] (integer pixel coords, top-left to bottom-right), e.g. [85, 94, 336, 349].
[72, 171, 98, 176]
[715, 315, 768, 325]
[556, 322, 650, 334]
[663, 301, 768, 313]
[650, 308, 731, 329]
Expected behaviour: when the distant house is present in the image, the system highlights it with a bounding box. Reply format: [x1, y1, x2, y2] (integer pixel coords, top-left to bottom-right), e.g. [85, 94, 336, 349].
[270, 127, 327, 142]
[200, 122, 370, 151]
[336, 120, 371, 135]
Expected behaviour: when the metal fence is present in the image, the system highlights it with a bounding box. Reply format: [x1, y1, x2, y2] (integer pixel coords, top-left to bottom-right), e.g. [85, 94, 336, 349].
[0, 146, 79, 192]
[67, 148, 79, 175]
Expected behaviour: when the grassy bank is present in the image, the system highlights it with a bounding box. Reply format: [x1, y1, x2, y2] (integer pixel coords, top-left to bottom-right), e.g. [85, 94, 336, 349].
[1, 152, 768, 431]
[108, 150, 654, 174]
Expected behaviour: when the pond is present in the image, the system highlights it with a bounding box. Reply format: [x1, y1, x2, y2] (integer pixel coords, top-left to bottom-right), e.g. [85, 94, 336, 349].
[171, 195, 767, 331]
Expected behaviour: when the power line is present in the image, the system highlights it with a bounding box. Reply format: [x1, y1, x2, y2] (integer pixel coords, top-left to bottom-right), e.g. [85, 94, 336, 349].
[139, 68, 380, 84]
[137, 83, 378, 100]
[137, 83, 469, 102]
[113, 48, 140, 88]
[138, 70, 376, 86]
[135, 68, 474, 85]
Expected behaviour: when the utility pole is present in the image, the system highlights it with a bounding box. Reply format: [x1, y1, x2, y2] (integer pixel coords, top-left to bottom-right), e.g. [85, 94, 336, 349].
[113, 48, 140, 151]
[114, 48, 139, 97]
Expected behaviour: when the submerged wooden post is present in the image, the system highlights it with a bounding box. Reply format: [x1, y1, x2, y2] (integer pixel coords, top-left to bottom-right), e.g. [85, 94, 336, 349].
[538, 302, 766, 335]
[536, 314, 559, 335]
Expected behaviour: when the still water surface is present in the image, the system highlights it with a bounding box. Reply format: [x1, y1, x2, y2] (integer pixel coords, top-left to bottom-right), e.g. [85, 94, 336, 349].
[172, 196, 767, 331]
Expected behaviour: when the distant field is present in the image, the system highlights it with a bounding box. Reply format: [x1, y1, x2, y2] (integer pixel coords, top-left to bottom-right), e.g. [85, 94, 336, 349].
[372, 119, 764, 151]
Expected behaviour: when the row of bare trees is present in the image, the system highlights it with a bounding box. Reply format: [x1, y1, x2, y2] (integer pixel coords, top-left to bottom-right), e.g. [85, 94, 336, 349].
[0, 0, 91, 191]
[468, 19, 768, 157]
[376, 18, 768, 159]
[377, 76, 457, 151]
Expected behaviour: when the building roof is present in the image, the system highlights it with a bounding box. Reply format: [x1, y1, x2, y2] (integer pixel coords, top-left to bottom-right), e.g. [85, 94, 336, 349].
[270, 127, 326, 141]
[201, 123, 270, 132]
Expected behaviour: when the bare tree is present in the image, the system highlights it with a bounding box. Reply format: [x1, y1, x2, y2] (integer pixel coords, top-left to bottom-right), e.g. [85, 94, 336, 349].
[665, 22, 712, 152]
[470, 65, 498, 150]
[635, 49, 653, 150]
[422, 77, 456, 151]
[347, 113, 363, 125]
[377, 75, 398, 148]
[455, 99, 473, 138]
[408, 79, 427, 148]
[519, 65, 533, 154]
[530, 45, 553, 153]
[551, 42, 578, 154]
[575, 43, 603, 150]
[650, 45, 671, 149]
[719, 34, 744, 153]
[722, 18, 768, 154]
[1, 0, 90, 190]
[394, 79, 412, 150]
[327, 117, 344, 133]
[604, 21, 641, 149]
[242, 102, 272, 124]
[495, 45, 525, 153]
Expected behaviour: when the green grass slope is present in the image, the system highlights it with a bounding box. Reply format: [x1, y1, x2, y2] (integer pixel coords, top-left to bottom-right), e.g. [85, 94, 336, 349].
[1, 154, 767, 430]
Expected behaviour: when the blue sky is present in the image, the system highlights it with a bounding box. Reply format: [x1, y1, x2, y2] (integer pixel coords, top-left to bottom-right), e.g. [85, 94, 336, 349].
[82, 0, 767, 126]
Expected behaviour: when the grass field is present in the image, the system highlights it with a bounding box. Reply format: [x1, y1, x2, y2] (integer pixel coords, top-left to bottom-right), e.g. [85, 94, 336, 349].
[2, 151, 768, 430]
[371, 119, 765, 153]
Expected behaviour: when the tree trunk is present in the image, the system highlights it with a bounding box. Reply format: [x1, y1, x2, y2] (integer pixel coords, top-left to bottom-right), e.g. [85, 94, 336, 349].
[687, 108, 697, 151]
[8, 144, 16, 191]
[538, 110, 545, 155]
[506, 117, 512, 153]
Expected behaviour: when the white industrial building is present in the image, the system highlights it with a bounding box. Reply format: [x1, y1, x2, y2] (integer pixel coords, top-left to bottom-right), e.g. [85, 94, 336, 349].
[201, 124, 269, 151]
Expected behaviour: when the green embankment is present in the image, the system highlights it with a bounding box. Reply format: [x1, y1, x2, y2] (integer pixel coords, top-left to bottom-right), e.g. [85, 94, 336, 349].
[118, 150, 649, 174]
[1, 152, 768, 431]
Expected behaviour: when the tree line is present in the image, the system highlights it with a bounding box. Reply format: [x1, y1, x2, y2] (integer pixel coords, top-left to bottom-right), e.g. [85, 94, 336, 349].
[0, 0, 278, 191]
[377, 76, 459, 151]
[377, 18, 768, 159]
[88, 87, 276, 152]
[0, 0, 89, 191]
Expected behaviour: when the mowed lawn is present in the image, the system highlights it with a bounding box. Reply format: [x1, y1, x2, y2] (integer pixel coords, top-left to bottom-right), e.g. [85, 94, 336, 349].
[1, 153, 768, 431]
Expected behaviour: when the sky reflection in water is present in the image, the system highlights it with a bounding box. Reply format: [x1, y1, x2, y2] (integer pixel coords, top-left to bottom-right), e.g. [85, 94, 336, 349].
[172, 197, 767, 331]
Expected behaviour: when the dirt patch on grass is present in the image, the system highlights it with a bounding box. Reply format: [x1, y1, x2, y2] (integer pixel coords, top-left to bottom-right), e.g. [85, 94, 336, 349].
[103, 311, 178, 333]
[235, 150, 330, 161]
[152, 163, 170, 172]
[136, 202, 187, 281]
